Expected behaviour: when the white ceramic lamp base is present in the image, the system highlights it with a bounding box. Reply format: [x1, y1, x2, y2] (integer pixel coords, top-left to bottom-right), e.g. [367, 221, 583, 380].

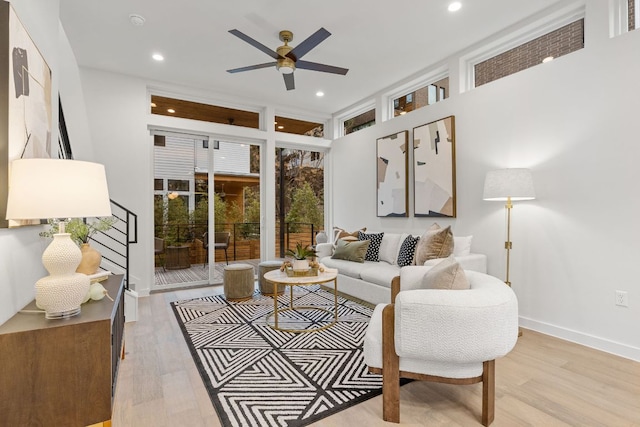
[37, 233, 90, 319]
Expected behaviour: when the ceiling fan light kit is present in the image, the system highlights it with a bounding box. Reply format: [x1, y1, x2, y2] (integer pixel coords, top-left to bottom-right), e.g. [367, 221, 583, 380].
[227, 27, 348, 91]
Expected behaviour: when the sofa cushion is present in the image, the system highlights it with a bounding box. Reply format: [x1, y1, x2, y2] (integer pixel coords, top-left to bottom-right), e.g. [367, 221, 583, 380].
[414, 224, 454, 265]
[333, 226, 366, 244]
[321, 256, 370, 279]
[421, 255, 470, 290]
[453, 235, 473, 257]
[378, 233, 402, 265]
[358, 231, 384, 262]
[331, 239, 370, 263]
[359, 263, 401, 288]
[397, 234, 420, 267]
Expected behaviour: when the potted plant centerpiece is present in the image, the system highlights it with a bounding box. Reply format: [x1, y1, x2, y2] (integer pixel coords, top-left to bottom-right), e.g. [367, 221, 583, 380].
[40, 217, 117, 274]
[285, 241, 317, 272]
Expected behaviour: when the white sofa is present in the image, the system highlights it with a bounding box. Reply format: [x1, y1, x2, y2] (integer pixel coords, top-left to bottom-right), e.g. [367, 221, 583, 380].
[316, 232, 487, 305]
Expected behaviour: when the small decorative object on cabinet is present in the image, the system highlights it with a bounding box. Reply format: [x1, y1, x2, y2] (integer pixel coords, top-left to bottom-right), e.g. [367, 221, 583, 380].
[0, 275, 125, 426]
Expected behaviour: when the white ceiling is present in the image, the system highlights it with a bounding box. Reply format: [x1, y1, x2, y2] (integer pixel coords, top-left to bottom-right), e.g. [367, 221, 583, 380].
[59, 0, 564, 116]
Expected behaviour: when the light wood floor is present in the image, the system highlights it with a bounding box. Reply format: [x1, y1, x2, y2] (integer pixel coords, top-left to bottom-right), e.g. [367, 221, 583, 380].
[112, 285, 640, 426]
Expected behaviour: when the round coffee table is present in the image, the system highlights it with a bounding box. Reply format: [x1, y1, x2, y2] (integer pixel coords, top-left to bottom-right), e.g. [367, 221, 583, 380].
[263, 269, 338, 333]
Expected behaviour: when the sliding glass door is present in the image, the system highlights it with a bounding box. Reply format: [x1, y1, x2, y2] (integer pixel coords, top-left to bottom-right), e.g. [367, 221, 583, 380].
[152, 133, 261, 290]
[275, 148, 324, 257]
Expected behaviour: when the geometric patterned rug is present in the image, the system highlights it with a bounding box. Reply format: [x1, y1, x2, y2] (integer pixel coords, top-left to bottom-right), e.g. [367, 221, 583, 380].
[171, 285, 384, 427]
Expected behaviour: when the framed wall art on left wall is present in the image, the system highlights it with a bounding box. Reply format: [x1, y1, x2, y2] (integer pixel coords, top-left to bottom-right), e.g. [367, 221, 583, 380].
[0, 2, 53, 228]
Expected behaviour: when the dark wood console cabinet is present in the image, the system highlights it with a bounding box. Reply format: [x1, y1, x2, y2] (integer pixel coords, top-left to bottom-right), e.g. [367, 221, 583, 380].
[0, 275, 125, 426]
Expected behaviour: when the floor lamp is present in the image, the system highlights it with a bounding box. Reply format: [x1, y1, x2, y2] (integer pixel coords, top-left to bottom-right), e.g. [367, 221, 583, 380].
[5, 159, 112, 319]
[482, 168, 535, 287]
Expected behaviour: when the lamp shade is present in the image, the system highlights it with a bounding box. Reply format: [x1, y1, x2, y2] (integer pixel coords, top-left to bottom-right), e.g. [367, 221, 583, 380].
[5, 159, 112, 220]
[483, 168, 535, 201]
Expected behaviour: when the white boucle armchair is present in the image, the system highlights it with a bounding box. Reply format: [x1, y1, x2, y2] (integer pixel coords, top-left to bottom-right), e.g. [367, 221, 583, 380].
[363, 268, 519, 426]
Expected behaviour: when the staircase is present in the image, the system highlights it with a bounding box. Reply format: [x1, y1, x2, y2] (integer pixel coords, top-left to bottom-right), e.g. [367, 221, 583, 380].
[90, 200, 138, 290]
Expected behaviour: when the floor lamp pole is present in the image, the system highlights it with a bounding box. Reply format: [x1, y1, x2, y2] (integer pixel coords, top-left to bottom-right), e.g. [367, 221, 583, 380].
[505, 196, 523, 336]
[504, 196, 513, 287]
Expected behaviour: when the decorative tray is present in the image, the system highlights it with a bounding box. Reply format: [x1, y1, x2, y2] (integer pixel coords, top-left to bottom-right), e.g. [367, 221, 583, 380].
[284, 267, 319, 277]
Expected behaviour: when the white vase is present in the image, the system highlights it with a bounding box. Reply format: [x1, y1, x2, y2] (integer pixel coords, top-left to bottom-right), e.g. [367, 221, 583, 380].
[292, 259, 309, 271]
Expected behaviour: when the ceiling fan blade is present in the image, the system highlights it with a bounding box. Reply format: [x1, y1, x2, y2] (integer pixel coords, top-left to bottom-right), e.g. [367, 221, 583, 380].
[286, 27, 331, 61]
[227, 62, 276, 73]
[283, 73, 295, 91]
[229, 29, 284, 60]
[296, 60, 349, 75]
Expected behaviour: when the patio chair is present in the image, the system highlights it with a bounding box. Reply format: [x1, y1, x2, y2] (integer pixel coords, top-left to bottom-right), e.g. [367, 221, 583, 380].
[204, 231, 230, 266]
[154, 237, 165, 271]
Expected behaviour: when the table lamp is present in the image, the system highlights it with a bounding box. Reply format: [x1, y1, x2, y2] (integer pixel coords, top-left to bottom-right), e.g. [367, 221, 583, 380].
[5, 159, 112, 319]
[483, 168, 535, 287]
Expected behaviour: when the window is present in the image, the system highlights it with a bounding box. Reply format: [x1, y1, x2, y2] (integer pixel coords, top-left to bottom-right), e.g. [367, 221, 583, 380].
[393, 77, 449, 117]
[168, 179, 189, 192]
[154, 179, 164, 191]
[150, 95, 260, 129]
[344, 109, 375, 135]
[475, 19, 584, 87]
[275, 116, 324, 137]
[154, 135, 166, 147]
[630, 0, 637, 30]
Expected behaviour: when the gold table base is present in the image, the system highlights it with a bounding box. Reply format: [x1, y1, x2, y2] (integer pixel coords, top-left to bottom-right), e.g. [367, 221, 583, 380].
[264, 269, 338, 334]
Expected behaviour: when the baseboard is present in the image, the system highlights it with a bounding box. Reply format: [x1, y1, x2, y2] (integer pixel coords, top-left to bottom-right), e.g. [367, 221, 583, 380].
[519, 316, 640, 362]
[124, 289, 139, 322]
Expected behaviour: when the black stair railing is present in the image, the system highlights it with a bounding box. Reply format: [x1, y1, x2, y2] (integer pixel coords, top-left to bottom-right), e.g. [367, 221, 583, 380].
[90, 200, 138, 290]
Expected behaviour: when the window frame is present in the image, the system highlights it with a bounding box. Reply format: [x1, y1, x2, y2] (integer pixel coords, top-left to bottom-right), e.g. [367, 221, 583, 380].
[460, 4, 585, 92]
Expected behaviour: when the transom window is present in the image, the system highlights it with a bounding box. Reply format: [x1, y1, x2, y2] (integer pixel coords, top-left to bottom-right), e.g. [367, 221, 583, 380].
[393, 77, 449, 117]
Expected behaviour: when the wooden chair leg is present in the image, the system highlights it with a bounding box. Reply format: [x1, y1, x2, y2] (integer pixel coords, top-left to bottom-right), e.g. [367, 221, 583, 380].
[482, 360, 495, 426]
[382, 304, 400, 423]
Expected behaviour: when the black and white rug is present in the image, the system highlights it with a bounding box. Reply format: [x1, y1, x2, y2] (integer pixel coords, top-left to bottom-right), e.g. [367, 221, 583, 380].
[171, 285, 383, 427]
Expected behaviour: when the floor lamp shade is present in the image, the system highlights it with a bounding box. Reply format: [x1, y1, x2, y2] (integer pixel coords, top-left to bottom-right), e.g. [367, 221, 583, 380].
[483, 168, 535, 201]
[5, 159, 112, 319]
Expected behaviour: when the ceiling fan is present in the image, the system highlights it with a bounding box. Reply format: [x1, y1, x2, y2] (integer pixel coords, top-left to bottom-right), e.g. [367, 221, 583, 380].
[226, 28, 349, 91]
[216, 184, 237, 199]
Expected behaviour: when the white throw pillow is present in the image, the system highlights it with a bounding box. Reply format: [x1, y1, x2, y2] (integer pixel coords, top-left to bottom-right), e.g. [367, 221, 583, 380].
[378, 233, 402, 265]
[453, 236, 473, 257]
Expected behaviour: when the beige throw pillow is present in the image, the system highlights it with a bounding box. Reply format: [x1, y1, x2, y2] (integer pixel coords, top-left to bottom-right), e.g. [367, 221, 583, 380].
[331, 239, 370, 263]
[333, 227, 367, 244]
[414, 224, 454, 265]
[421, 255, 470, 290]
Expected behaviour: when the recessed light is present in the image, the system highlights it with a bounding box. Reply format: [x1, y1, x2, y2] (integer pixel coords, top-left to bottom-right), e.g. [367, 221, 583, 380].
[167, 108, 175, 113]
[316, 91, 324, 97]
[152, 53, 164, 61]
[277, 125, 284, 130]
[448, 2, 462, 12]
[542, 56, 554, 63]
[129, 14, 146, 26]
[399, 111, 407, 115]
[150, 102, 156, 108]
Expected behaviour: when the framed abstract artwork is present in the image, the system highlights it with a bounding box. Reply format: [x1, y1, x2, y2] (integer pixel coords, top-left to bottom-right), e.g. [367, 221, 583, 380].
[413, 116, 456, 217]
[376, 130, 408, 217]
[0, 3, 53, 228]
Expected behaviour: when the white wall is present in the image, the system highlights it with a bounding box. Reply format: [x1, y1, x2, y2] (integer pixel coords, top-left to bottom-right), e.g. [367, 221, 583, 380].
[330, 7, 640, 360]
[0, 0, 107, 324]
[0, 0, 59, 324]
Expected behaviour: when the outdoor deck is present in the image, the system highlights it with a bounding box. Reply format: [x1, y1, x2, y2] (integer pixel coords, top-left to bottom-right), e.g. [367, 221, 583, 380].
[154, 259, 282, 290]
